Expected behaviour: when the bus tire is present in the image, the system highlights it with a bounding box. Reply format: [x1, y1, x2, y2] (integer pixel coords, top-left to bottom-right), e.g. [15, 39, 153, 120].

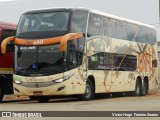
[142, 80, 148, 96]
[134, 79, 142, 96]
[35, 96, 50, 103]
[79, 79, 94, 100]
[0, 85, 4, 102]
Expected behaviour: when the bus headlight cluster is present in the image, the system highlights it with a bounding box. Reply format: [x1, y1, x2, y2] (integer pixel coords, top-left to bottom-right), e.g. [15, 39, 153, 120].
[14, 80, 23, 84]
[53, 73, 74, 83]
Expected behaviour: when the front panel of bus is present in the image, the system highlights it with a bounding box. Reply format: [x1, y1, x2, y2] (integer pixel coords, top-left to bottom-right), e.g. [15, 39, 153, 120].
[13, 9, 88, 96]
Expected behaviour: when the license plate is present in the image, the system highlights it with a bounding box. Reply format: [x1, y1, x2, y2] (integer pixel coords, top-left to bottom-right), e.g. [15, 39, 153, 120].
[33, 91, 43, 95]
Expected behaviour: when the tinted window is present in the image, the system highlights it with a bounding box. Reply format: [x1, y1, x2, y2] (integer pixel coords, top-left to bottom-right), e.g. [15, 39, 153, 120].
[135, 27, 146, 43]
[88, 52, 111, 70]
[88, 52, 137, 71]
[103, 18, 110, 36]
[0, 29, 16, 44]
[67, 39, 84, 69]
[110, 20, 117, 38]
[113, 54, 137, 71]
[88, 13, 103, 37]
[145, 28, 157, 44]
[116, 21, 127, 40]
[127, 24, 137, 41]
[87, 13, 157, 44]
[17, 11, 70, 38]
[149, 29, 156, 44]
[71, 10, 88, 33]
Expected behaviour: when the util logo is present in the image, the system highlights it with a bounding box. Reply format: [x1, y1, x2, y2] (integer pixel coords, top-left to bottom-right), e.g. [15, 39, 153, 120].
[33, 40, 44, 45]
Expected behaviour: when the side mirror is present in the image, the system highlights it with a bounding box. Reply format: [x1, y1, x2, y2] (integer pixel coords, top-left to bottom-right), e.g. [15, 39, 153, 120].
[1, 36, 15, 54]
[60, 32, 83, 52]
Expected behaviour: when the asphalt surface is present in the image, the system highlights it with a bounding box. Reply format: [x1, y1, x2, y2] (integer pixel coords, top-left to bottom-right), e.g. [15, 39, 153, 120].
[1, 90, 160, 120]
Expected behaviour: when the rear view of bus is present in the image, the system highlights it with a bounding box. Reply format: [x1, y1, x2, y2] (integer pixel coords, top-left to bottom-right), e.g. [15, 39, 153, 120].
[0, 21, 17, 102]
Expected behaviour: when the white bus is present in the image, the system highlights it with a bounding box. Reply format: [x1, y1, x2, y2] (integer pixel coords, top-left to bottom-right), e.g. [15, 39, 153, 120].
[1, 8, 158, 102]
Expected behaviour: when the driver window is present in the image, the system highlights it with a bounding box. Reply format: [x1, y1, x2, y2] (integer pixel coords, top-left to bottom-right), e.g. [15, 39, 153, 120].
[68, 42, 78, 66]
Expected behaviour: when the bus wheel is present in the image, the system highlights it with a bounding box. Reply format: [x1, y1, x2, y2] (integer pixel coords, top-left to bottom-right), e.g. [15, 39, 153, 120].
[134, 80, 142, 96]
[79, 79, 94, 100]
[0, 86, 4, 102]
[142, 80, 148, 96]
[36, 96, 50, 103]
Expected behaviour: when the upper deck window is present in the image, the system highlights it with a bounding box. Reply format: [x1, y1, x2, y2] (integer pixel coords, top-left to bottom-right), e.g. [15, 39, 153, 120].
[17, 11, 70, 38]
[70, 10, 88, 33]
[87, 13, 103, 37]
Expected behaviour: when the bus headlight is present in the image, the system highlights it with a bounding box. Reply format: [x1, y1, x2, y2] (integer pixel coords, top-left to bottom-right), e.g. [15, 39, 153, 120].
[54, 78, 65, 83]
[14, 80, 23, 84]
[53, 73, 74, 83]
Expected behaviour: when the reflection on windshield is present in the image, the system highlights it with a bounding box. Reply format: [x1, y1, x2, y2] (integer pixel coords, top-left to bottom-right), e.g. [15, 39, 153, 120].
[18, 12, 70, 32]
[15, 44, 66, 76]
[16, 12, 70, 38]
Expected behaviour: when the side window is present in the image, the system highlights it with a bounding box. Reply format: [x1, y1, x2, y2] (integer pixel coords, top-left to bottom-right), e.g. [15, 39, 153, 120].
[146, 28, 151, 44]
[116, 21, 127, 40]
[1, 29, 16, 40]
[110, 20, 117, 38]
[67, 39, 84, 69]
[113, 54, 137, 71]
[1, 29, 16, 44]
[71, 10, 88, 33]
[135, 27, 146, 43]
[1, 29, 16, 53]
[88, 13, 103, 37]
[89, 52, 137, 71]
[127, 24, 137, 41]
[144, 27, 157, 44]
[88, 52, 111, 70]
[103, 18, 110, 37]
[67, 41, 78, 68]
[88, 54, 98, 70]
[149, 29, 156, 44]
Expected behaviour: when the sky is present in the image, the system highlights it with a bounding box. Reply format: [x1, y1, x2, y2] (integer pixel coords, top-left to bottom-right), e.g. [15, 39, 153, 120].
[0, 0, 159, 39]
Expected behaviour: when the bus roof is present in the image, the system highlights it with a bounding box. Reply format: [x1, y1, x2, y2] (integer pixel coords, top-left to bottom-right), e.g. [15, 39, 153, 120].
[23, 7, 155, 29]
[0, 21, 17, 30]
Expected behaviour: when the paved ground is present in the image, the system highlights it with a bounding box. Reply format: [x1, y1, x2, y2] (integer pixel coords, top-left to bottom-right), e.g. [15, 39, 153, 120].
[1, 91, 160, 111]
[1, 91, 160, 120]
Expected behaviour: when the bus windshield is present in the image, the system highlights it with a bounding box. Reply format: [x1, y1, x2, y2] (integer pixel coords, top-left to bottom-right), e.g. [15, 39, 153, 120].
[15, 44, 66, 76]
[16, 11, 70, 38]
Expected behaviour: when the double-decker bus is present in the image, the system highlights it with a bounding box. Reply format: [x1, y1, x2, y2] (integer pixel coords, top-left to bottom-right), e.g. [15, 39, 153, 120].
[0, 21, 17, 102]
[1, 8, 158, 102]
